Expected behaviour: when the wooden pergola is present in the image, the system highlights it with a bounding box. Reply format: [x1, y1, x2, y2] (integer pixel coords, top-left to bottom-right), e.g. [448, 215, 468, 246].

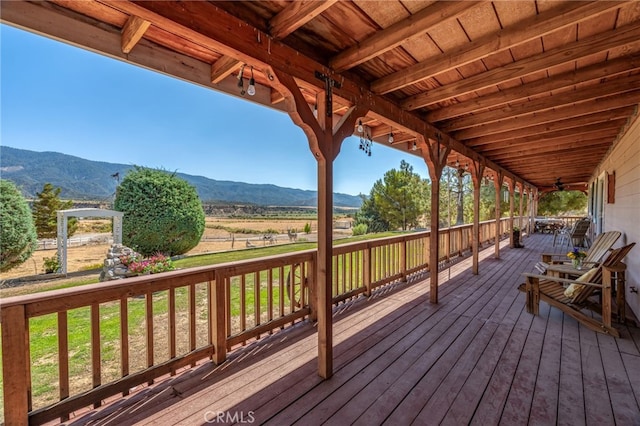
[3, 0, 639, 383]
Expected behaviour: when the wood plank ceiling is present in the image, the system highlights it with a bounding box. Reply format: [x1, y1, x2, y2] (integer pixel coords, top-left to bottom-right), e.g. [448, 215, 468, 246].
[3, 1, 640, 192]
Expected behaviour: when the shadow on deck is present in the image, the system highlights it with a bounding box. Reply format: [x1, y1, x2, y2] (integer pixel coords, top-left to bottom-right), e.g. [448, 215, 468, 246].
[68, 234, 640, 425]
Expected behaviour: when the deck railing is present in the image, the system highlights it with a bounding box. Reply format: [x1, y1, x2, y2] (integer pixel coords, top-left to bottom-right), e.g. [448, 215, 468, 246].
[0, 217, 519, 424]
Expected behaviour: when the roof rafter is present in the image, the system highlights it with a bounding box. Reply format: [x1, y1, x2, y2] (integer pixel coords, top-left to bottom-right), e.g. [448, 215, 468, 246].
[402, 20, 640, 110]
[372, 1, 626, 95]
[329, 1, 480, 72]
[269, 0, 339, 40]
[426, 55, 640, 123]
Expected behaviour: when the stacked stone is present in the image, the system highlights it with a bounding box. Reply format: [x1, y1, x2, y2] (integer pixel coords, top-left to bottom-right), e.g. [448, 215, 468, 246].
[99, 244, 139, 281]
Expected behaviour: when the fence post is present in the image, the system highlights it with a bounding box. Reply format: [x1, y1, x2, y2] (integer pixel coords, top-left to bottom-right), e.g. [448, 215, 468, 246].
[309, 253, 318, 321]
[211, 271, 227, 365]
[2, 305, 30, 425]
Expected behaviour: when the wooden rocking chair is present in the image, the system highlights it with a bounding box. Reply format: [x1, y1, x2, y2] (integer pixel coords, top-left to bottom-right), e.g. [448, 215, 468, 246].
[521, 243, 635, 337]
[535, 230, 621, 274]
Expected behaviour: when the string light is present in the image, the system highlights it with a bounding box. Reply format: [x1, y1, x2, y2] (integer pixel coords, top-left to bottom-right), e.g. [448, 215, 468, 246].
[247, 66, 256, 96]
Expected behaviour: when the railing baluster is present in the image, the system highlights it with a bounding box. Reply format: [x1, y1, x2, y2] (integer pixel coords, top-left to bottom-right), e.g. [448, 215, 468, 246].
[240, 274, 246, 336]
[169, 287, 176, 375]
[212, 271, 226, 365]
[279, 265, 285, 323]
[120, 297, 129, 394]
[57, 311, 69, 416]
[267, 269, 273, 330]
[254, 271, 260, 327]
[90, 304, 101, 408]
[145, 292, 153, 385]
[189, 283, 196, 366]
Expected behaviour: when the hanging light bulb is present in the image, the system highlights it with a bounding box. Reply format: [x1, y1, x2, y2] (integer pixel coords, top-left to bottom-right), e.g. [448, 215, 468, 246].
[247, 66, 256, 96]
[412, 141, 417, 151]
[388, 131, 394, 144]
[455, 159, 460, 168]
[357, 120, 364, 133]
[313, 103, 318, 118]
[237, 64, 246, 96]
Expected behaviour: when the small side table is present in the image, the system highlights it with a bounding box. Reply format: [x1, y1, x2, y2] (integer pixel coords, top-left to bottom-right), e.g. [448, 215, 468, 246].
[603, 262, 628, 324]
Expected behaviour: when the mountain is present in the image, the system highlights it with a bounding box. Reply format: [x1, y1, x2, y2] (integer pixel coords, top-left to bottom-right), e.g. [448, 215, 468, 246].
[0, 147, 362, 208]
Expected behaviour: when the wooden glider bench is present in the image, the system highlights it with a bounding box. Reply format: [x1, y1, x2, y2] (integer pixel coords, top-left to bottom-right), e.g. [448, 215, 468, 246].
[520, 243, 635, 337]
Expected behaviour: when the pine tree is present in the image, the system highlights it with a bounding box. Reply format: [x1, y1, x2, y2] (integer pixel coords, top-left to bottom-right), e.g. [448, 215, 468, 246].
[32, 183, 77, 239]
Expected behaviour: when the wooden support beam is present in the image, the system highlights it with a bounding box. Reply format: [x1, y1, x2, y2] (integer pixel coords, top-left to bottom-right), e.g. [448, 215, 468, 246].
[269, 66, 368, 379]
[210, 55, 242, 84]
[492, 170, 505, 259]
[121, 15, 150, 53]
[508, 179, 515, 248]
[1, 305, 30, 425]
[470, 159, 485, 275]
[371, 1, 627, 94]
[330, 1, 479, 72]
[269, 0, 338, 40]
[402, 20, 640, 110]
[518, 182, 525, 236]
[418, 133, 450, 303]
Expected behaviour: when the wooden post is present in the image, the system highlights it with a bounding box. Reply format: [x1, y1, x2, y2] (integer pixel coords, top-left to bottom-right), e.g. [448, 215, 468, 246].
[470, 160, 485, 275]
[211, 271, 227, 365]
[269, 66, 368, 378]
[2, 305, 30, 425]
[508, 179, 515, 248]
[492, 170, 505, 259]
[518, 182, 525, 234]
[418, 133, 450, 303]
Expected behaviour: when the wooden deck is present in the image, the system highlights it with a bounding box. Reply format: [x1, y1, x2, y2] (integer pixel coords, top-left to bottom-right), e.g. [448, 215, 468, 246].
[67, 234, 640, 425]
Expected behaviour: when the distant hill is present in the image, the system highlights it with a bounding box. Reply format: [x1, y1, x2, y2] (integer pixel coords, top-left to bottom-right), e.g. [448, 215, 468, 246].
[0, 147, 362, 208]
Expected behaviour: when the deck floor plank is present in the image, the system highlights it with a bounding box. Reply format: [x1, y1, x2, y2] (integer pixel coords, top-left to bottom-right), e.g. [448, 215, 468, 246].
[65, 234, 640, 426]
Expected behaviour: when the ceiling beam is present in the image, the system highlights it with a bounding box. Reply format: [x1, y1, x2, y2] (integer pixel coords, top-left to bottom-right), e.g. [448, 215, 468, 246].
[454, 92, 640, 139]
[372, 1, 626, 95]
[463, 108, 635, 146]
[442, 75, 640, 132]
[121, 14, 149, 53]
[329, 1, 480, 72]
[485, 137, 615, 160]
[426, 55, 640, 123]
[268, 0, 338, 40]
[468, 121, 626, 151]
[90, 0, 529, 187]
[210, 55, 243, 84]
[401, 20, 640, 110]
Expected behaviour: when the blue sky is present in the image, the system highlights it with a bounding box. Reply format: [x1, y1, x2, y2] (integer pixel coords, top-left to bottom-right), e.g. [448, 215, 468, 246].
[1, 24, 430, 196]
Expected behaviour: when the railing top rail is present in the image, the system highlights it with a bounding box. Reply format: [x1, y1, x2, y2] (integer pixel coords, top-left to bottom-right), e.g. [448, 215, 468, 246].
[0, 250, 316, 314]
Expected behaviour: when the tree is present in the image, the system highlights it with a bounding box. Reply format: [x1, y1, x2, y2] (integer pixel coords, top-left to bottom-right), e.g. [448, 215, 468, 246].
[367, 160, 429, 231]
[538, 190, 587, 216]
[0, 180, 38, 272]
[114, 167, 205, 256]
[32, 183, 77, 239]
[354, 194, 391, 233]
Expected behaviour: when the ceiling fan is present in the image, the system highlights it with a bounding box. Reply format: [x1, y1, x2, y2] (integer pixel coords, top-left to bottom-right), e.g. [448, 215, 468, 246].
[554, 177, 565, 191]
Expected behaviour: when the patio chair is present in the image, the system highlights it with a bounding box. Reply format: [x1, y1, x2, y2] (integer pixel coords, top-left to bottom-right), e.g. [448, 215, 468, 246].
[520, 243, 635, 337]
[535, 230, 621, 274]
[553, 217, 591, 247]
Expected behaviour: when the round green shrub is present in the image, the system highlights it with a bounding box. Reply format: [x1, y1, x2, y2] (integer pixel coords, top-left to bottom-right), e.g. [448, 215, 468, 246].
[114, 167, 205, 256]
[0, 180, 38, 272]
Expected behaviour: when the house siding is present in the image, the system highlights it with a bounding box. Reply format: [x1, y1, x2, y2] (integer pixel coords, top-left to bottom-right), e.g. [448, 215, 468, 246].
[591, 113, 640, 320]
